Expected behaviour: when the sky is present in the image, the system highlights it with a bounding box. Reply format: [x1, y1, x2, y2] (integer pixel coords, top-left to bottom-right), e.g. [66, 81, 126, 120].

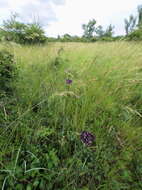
[0, 0, 142, 37]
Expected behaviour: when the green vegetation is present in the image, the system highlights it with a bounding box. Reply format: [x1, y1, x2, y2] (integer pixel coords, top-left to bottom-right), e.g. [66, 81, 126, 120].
[0, 13, 46, 44]
[0, 50, 16, 96]
[82, 19, 114, 40]
[0, 42, 142, 189]
[138, 5, 142, 27]
[0, 4, 142, 44]
[124, 15, 136, 35]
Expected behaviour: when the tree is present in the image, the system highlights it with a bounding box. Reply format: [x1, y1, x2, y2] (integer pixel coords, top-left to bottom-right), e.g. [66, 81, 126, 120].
[138, 5, 142, 28]
[82, 19, 96, 38]
[24, 23, 46, 44]
[3, 13, 25, 31]
[62, 34, 72, 41]
[95, 25, 105, 37]
[3, 13, 26, 42]
[104, 24, 115, 37]
[2, 13, 46, 44]
[126, 5, 142, 41]
[95, 24, 114, 39]
[124, 15, 137, 35]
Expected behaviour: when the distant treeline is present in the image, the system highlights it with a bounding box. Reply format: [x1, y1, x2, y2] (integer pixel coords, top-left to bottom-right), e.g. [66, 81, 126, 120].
[47, 35, 125, 42]
[0, 5, 142, 44]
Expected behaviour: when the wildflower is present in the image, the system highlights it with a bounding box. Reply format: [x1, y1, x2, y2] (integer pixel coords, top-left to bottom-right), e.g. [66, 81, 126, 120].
[80, 131, 95, 146]
[66, 79, 72, 84]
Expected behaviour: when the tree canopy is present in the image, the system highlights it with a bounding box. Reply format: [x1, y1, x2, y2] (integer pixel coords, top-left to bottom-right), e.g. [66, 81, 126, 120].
[1, 13, 46, 44]
[82, 19, 96, 38]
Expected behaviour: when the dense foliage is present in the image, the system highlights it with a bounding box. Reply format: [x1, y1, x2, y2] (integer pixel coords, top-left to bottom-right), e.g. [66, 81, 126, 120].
[0, 50, 16, 96]
[0, 42, 142, 189]
[0, 13, 46, 44]
[127, 29, 142, 40]
[124, 15, 137, 35]
[1, 4, 142, 44]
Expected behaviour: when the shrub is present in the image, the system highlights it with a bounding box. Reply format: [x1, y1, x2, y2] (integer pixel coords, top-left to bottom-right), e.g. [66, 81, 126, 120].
[0, 50, 16, 96]
[2, 13, 26, 43]
[2, 13, 46, 44]
[127, 29, 142, 40]
[23, 23, 46, 44]
[0, 28, 5, 41]
[97, 36, 114, 42]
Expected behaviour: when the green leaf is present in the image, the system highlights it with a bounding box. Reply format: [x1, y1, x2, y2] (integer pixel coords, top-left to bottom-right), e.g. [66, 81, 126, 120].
[26, 185, 32, 190]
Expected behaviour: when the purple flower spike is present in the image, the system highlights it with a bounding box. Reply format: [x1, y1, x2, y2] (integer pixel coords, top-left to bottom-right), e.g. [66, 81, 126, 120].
[80, 131, 95, 146]
[66, 79, 72, 84]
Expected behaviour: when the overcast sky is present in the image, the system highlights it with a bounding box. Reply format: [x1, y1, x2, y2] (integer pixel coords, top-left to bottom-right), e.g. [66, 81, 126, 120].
[0, 0, 142, 37]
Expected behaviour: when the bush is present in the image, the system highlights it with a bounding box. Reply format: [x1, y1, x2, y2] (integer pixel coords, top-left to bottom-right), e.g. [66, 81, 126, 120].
[0, 29, 4, 41]
[127, 29, 142, 40]
[23, 23, 46, 44]
[2, 13, 46, 44]
[0, 50, 16, 96]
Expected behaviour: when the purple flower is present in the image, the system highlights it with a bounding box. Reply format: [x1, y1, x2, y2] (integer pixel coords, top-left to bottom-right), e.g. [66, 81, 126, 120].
[66, 79, 72, 84]
[80, 131, 95, 146]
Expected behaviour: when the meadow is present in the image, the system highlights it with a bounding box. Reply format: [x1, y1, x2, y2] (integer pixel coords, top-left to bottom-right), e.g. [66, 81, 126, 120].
[0, 41, 142, 190]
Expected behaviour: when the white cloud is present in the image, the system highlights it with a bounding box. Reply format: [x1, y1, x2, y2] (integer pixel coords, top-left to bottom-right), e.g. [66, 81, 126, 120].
[0, 0, 142, 36]
[0, 0, 65, 25]
[46, 0, 142, 36]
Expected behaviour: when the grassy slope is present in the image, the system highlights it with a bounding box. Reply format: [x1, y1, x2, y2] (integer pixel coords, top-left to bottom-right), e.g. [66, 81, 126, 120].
[0, 42, 142, 189]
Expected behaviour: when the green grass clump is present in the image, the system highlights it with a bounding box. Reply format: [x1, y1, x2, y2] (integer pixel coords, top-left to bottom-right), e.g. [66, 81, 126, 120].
[0, 42, 142, 190]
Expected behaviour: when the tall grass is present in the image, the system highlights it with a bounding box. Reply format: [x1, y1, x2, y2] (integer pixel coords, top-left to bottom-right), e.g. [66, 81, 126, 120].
[0, 42, 142, 189]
